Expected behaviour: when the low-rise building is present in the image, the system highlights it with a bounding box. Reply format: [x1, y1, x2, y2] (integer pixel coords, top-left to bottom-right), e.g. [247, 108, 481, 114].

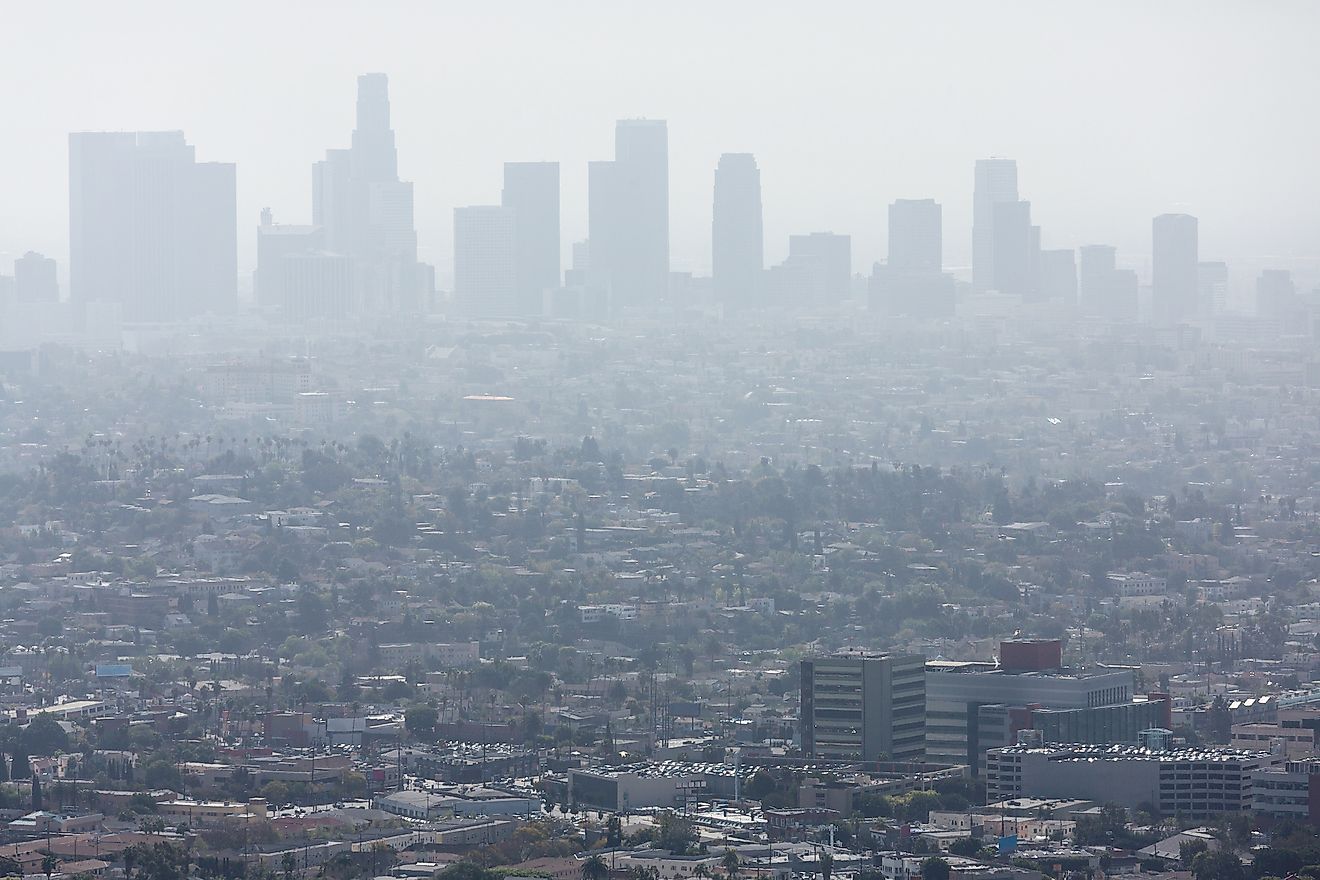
[986, 744, 1279, 819]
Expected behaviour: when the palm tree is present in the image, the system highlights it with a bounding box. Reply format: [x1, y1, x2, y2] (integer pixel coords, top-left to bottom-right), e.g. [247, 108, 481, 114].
[722, 849, 740, 879]
[41, 854, 57, 880]
[582, 854, 610, 880]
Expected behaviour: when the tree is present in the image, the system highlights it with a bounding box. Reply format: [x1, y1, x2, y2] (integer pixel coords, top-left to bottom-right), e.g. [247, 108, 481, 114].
[41, 855, 56, 880]
[281, 852, 296, 880]
[1181, 840, 1210, 864]
[820, 853, 834, 880]
[582, 855, 609, 880]
[1191, 850, 1245, 880]
[722, 849, 739, 879]
[438, 864, 498, 880]
[921, 858, 950, 880]
[22, 713, 69, 755]
[656, 812, 697, 855]
[405, 706, 438, 741]
[121, 842, 185, 880]
[948, 838, 981, 858]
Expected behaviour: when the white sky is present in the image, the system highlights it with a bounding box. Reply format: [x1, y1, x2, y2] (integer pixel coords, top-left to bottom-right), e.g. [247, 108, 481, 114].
[1, 0, 1317, 293]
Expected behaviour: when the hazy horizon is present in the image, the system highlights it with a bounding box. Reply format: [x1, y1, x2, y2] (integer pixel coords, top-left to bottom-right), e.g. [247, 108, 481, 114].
[3, 0, 1318, 295]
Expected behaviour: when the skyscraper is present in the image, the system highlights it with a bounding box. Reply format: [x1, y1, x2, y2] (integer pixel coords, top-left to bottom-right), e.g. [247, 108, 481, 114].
[13, 252, 58, 303]
[69, 131, 236, 322]
[502, 162, 560, 315]
[453, 206, 517, 318]
[1152, 213, 1199, 324]
[973, 158, 1018, 291]
[888, 198, 941, 273]
[712, 153, 764, 309]
[1198, 261, 1229, 317]
[1257, 269, 1298, 325]
[991, 200, 1033, 298]
[588, 119, 669, 309]
[801, 652, 926, 762]
[313, 73, 421, 315]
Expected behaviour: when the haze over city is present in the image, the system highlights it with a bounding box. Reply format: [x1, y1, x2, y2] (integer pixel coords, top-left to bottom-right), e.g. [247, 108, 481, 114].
[3, 7, 1320, 880]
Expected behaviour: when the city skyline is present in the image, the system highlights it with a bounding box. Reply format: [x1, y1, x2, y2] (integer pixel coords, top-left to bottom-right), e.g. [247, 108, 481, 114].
[2, 1, 1317, 300]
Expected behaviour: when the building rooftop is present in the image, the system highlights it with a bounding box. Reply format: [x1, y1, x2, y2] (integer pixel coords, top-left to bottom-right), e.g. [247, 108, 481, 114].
[992, 742, 1275, 762]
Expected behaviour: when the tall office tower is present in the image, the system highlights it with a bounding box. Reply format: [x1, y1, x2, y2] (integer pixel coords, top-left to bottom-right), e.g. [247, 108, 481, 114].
[502, 162, 560, 316]
[588, 119, 669, 309]
[69, 131, 236, 322]
[888, 198, 942, 273]
[801, 652, 925, 762]
[255, 209, 323, 313]
[1038, 249, 1077, 306]
[453, 206, 517, 318]
[312, 149, 353, 254]
[13, 252, 58, 302]
[1257, 269, 1298, 324]
[1152, 213, 1199, 324]
[1198, 261, 1229, 317]
[972, 158, 1019, 291]
[282, 252, 352, 323]
[1078, 245, 1117, 316]
[991, 200, 1033, 297]
[712, 153, 764, 310]
[312, 73, 421, 315]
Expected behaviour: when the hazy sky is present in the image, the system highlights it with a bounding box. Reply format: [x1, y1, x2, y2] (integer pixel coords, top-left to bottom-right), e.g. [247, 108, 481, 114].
[2, 1, 1317, 294]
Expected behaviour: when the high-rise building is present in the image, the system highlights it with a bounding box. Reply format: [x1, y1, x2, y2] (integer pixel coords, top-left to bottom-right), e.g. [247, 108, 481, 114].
[453, 206, 517, 318]
[69, 131, 236, 322]
[972, 158, 1019, 291]
[255, 208, 324, 314]
[1152, 213, 1199, 324]
[13, 252, 58, 303]
[588, 119, 669, 309]
[1257, 269, 1298, 325]
[1198, 261, 1229, 317]
[800, 652, 925, 762]
[712, 153, 764, 310]
[888, 199, 941, 274]
[313, 73, 421, 315]
[1038, 249, 1077, 306]
[502, 162, 560, 315]
[991, 200, 1034, 298]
